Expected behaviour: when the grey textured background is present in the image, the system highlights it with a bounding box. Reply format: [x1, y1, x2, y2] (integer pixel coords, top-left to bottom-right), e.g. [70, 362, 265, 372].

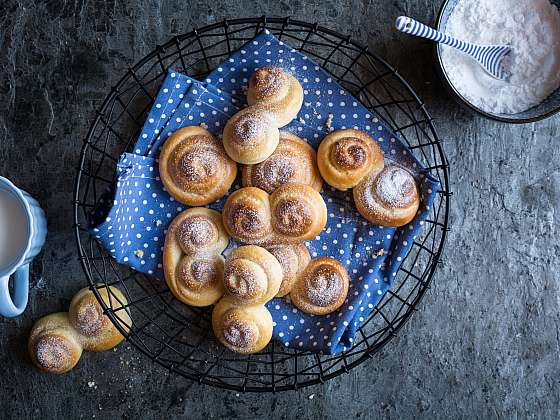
[1, 0, 559, 418]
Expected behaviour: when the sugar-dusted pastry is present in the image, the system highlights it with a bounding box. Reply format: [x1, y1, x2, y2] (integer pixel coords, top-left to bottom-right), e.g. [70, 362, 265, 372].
[242, 132, 323, 193]
[223, 245, 283, 305]
[353, 164, 420, 227]
[222, 187, 273, 244]
[212, 297, 273, 354]
[222, 184, 327, 244]
[247, 66, 304, 126]
[317, 128, 384, 191]
[222, 108, 280, 165]
[290, 257, 350, 315]
[265, 243, 311, 297]
[164, 208, 229, 307]
[68, 286, 131, 352]
[269, 183, 327, 243]
[223, 67, 304, 164]
[28, 313, 83, 374]
[159, 126, 237, 205]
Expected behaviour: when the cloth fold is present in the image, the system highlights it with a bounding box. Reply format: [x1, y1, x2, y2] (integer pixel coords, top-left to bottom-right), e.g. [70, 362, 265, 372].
[91, 29, 439, 354]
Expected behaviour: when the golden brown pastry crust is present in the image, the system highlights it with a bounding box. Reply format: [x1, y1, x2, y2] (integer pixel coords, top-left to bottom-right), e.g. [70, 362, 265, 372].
[353, 164, 420, 227]
[28, 313, 83, 374]
[265, 243, 311, 297]
[269, 183, 327, 243]
[222, 107, 280, 165]
[222, 184, 327, 245]
[163, 208, 229, 307]
[247, 66, 304, 127]
[223, 245, 283, 305]
[290, 257, 350, 315]
[159, 126, 237, 205]
[68, 286, 131, 352]
[212, 297, 273, 354]
[317, 128, 384, 191]
[223, 67, 304, 164]
[242, 132, 323, 193]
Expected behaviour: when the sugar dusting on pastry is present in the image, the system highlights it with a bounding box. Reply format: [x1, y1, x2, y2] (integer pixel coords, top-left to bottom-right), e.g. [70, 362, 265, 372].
[304, 264, 344, 307]
[177, 216, 216, 249]
[232, 112, 266, 145]
[374, 166, 417, 208]
[251, 66, 285, 98]
[223, 260, 260, 298]
[35, 335, 72, 371]
[222, 316, 258, 349]
[252, 155, 295, 192]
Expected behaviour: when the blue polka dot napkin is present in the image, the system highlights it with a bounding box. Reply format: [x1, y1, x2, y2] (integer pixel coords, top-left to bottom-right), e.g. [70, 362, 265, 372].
[91, 29, 439, 354]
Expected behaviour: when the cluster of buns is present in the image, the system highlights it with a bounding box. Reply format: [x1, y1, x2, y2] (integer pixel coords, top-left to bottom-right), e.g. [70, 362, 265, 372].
[223, 67, 304, 164]
[212, 246, 281, 354]
[28, 286, 130, 374]
[155, 66, 423, 355]
[222, 183, 327, 245]
[318, 129, 420, 227]
[163, 207, 229, 307]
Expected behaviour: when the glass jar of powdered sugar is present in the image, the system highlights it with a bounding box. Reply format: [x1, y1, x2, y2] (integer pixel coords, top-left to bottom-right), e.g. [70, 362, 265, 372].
[435, 0, 560, 123]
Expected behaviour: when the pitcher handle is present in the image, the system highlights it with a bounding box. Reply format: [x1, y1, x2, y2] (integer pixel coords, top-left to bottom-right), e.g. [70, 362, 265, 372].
[0, 264, 29, 317]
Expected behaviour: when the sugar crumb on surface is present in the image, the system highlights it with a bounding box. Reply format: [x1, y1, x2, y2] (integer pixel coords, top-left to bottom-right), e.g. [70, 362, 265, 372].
[133, 249, 144, 258]
[324, 113, 334, 131]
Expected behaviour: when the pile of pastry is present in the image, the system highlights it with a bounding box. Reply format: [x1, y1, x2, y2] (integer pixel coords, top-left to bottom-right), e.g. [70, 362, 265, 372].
[158, 67, 421, 354]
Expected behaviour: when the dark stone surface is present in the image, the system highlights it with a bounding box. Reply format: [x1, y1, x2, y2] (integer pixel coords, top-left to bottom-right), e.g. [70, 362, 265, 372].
[1, 0, 559, 418]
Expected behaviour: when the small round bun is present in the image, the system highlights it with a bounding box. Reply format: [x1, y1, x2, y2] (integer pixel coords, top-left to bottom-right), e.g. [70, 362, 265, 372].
[265, 243, 311, 297]
[222, 187, 273, 244]
[247, 66, 304, 126]
[28, 313, 83, 374]
[290, 257, 350, 315]
[159, 126, 237, 205]
[164, 208, 229, 307]
[69, 286, 131, 352]
[353, 164, 420, 227]
[242, 132, 323, 193]
[223, 245, 283, 305]
[222, 107, 280, 164]
[317, 129, 384, 191]
[269, 183, 327, 243]
[212, 297, 273, 354]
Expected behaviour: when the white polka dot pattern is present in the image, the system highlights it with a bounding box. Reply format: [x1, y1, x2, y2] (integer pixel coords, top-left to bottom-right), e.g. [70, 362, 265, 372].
[90, 30, 440, 355]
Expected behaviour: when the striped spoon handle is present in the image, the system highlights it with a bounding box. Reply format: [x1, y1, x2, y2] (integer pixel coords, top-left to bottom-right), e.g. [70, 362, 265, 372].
[395, 16, 472, 54]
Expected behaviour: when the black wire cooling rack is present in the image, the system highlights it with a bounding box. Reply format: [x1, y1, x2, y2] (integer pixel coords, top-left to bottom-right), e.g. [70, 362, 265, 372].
[73, 17, 450, 392]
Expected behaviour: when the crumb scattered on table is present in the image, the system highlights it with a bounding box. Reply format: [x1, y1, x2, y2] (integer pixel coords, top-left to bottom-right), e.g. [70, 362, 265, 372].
[372, 248, 385, 259]
[324, 113, 334, 131]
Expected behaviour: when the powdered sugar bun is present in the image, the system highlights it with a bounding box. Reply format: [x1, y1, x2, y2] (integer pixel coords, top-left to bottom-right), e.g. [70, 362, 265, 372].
[69, 286, 131, 352]
[353, 164, 420, 227]
[223, 245, 282, 305]
[290, 257, 350, 315]
[269, 183, 327, 243]
[317, 128, 384, 191]
[164, 208, 229, 306]
[265, 243, 311, 297]
[242, 131, 323, 193]
[28, 312, 83, 374]
[222, 107, 280, 164]
[159, 126, 237, 205]
[212, 297, 273, 354]
[223, 67, 304, 164]
[247, 67, 304, 126]
[222, 187, 273, 244]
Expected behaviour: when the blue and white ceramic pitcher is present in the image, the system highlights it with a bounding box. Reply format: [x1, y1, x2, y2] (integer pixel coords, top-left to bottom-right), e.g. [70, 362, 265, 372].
[0, 177, 47, 317]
